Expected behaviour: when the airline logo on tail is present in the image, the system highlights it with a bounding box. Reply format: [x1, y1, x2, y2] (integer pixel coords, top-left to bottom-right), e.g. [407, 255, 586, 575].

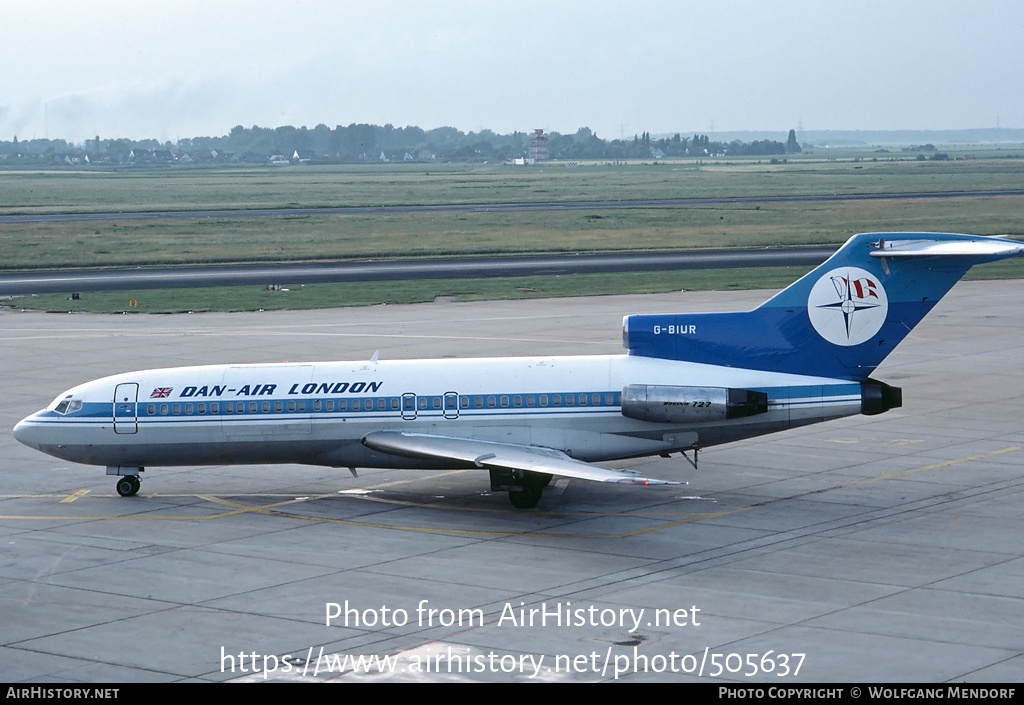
[807, 267, 889, 346]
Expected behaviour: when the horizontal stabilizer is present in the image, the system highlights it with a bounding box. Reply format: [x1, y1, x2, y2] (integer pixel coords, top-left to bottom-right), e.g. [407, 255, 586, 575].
[361, 431, 678, 485]
[870, 237, 1024, 259]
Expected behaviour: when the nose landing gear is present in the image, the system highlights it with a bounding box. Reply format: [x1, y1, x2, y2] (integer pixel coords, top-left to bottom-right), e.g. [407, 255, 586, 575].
[115, 475, 141, 497]
[108, 466, 143, 497]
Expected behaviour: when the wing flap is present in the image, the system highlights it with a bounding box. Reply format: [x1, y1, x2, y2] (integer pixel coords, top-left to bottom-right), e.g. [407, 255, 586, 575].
[361, 431, 676, 485]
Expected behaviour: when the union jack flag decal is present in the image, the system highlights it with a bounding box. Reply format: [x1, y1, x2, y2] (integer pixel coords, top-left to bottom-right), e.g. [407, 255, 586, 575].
[150, 387, 173, 398]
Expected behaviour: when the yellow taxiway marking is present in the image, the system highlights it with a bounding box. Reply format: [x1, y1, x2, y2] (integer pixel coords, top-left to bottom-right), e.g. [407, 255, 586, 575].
[828, 436, 924, 445]
[59, 489, 90, 503]
[836, 446, 1020, 490]
[0, 447, 1018, 537]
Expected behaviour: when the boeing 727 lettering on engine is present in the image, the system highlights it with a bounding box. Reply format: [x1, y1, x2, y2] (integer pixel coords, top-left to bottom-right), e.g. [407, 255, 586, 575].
[14, 232, 1023, 508]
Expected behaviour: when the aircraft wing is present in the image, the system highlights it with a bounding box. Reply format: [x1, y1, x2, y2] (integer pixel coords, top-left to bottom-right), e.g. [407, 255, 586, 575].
[361, 431, 677, 485]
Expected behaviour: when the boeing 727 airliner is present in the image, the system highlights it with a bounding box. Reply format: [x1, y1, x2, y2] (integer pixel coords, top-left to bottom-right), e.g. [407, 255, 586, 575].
[14, 232, 1023, 508]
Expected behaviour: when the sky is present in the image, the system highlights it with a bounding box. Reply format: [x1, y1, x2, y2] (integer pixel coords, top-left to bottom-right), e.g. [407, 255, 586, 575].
[3, 0, 1023, 144]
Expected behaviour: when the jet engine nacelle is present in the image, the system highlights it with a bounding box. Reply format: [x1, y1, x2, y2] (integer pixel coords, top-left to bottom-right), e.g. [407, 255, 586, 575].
[621, 384, 769, 424]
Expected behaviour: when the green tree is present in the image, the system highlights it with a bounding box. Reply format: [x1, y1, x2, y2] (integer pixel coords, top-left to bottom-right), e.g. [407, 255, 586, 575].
[786, 129, 802, 154]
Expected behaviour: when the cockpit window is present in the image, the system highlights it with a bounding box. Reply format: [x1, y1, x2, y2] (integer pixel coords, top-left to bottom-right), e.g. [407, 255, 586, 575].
[52, 396, 83, 414]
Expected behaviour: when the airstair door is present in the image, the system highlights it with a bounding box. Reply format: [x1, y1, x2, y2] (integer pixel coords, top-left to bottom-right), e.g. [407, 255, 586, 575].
[113, 383, 139, 434]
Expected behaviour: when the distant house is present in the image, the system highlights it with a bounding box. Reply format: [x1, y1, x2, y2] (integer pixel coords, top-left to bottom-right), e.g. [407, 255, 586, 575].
[269, 154, 290, 165]
[292, 149, 317, 163]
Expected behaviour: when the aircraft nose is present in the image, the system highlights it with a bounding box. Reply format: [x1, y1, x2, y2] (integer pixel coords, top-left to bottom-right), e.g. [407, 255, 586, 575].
[13, 414, 42, 449]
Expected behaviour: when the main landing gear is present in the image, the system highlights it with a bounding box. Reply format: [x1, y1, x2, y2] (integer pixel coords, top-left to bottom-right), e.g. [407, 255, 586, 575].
[491, 469, 552, 509]
[108, 466, 143, 497]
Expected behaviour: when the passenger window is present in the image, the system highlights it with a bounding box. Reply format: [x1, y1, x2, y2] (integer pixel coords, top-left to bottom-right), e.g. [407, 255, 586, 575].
[288, 401, 296, 412]
[513, 395, 522, 407]
[172, 404, 181, 415]
[249, 402, 257, 413]
[540, 395, 548, 406]
[500, 396, 509, 408]
[211, 403, 219, 414]
[263, 401, 271, 413]
[313, 400, 321, 412]
[198, 404, 206, 414]
[605, 393, 614, 405]
[185, 404, 193, 415]
[526, 395, 535, 407]
[275, 401, 284, 412]
[327, 400, 335, 412]
[378, 399, 386, 410]
[148, 404, 156, 415]
[565, 395, 574, 406]
[553, 395, 561, 406]
[236, 402, 244, 413]
[160, 404, 169, 415]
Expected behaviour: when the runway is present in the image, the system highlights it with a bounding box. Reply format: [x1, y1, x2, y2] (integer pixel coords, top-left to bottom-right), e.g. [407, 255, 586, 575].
[1, 283, 1022, 682]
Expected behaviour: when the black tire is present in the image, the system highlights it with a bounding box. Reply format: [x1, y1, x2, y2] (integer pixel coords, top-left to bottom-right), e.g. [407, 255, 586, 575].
[116, 476, 139, 497]
[508, 484, 541, 509]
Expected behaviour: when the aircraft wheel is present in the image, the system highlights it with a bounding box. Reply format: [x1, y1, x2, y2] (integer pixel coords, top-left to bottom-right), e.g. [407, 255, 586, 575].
[508, 484, 541, 509]
[116, 476, 140, 497]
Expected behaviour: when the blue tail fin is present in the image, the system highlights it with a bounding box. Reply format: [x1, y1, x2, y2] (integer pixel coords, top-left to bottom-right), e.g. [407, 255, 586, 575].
[624, 232, 1023, 380]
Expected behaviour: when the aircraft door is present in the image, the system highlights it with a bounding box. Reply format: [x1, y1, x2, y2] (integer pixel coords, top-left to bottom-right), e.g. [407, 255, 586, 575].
[401, 393, 417, 420]
[443, 392, 459, 419]
[113, 383, 139, 434]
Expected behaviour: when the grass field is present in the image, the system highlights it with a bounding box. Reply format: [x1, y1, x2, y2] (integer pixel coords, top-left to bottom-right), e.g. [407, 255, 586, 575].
[2, 154, 1022, 312]
[3, 154, 1023, 214]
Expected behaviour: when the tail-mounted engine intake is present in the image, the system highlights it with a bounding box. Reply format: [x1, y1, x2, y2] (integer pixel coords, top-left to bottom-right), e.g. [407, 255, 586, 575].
[861, 379, 902, 416]
[621, 384, 769, 424]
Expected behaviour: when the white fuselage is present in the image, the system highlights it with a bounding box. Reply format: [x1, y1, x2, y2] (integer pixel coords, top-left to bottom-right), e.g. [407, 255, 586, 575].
[14, 353, 862, 472]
